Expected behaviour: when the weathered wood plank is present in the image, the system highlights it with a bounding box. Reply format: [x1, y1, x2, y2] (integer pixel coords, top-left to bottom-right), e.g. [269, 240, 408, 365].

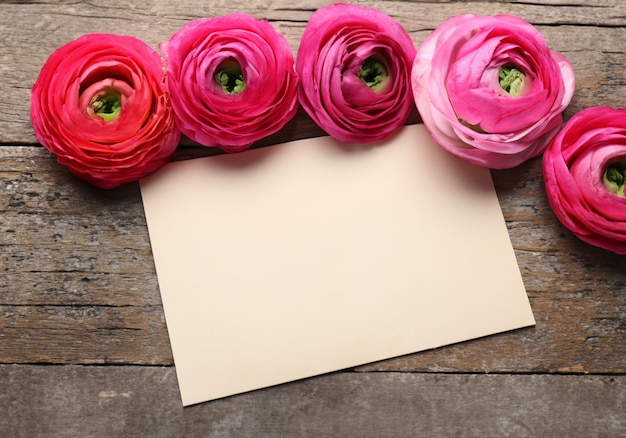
[0, 306, 170, 364]
[2, 146, 625, 371]
[1, 1, 625, 434]
[1, 0, 625, 370]
[0, 0, 624, 143]
[1, 365, 624, 437]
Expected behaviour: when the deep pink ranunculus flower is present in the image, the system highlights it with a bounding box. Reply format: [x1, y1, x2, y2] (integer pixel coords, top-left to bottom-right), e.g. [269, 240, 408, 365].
[162, 14, 299, 153]
[296, 3, 416, 143]
[543, 106, 626, 254]
[30, 34, 180, 189]
[412, 14, 575, 168]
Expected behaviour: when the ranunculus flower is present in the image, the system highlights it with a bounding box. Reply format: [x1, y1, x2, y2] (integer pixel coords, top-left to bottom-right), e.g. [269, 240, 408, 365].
[543, 106, 626, 254]
[30, 33, 180, 189]
[296, 3, 416, 143]
[162, 14, 299, 153]
[412, 14, 575, 168]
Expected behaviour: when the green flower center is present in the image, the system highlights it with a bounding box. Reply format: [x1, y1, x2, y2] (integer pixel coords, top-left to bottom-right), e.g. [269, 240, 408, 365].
[215, 59, 245, 94]
[357, 57, 388, 91]
[499, 66, 525, 97]
[89, 88, 121, 122]
[603, 163, 626, 197]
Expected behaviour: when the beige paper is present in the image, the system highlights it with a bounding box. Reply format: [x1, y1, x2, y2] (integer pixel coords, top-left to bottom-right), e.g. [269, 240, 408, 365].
[140, 125, 534, 406]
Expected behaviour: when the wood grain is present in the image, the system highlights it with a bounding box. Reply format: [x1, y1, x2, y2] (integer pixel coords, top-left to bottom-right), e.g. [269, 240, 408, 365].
[0, 1, 625, 432]
[1, 365, 624, 437]
[1, 0, 626, 370]
[2, 144, 625, 371]
[0, 1, 625, 143]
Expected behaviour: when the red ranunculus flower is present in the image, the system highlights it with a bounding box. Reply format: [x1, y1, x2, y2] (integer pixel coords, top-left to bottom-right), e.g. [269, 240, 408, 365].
[30, 33, 180, 189]
[543, 106, 626, 254]
[296, 3, 416, 143]
[162, 14, 299, 153]
[412, 14, 575, 168]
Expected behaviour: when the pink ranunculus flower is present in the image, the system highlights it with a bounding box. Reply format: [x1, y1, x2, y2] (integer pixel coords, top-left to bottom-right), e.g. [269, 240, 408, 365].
[296, 3, 417, 143]
[412, 14, 575, 168]
[30, 34, 180, 189]
[543, 106, 626, 254]
[162, 14, 299, 153]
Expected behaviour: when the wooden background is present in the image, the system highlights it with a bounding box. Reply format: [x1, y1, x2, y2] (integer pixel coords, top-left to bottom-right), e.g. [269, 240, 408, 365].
[1, 0, 625, 436]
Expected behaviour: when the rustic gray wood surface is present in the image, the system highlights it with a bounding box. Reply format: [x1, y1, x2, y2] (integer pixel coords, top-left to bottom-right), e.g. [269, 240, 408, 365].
[1, 0, 625, 436]
[2, 366, 624, 437]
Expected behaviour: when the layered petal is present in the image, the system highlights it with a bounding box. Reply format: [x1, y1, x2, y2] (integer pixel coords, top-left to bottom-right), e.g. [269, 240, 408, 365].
[30, 33, 180, 189]
[412, 14, 575, 168]
[543, 106, 626, 254]
[297, 3, 416, 143]
[162, 14, 299, 153]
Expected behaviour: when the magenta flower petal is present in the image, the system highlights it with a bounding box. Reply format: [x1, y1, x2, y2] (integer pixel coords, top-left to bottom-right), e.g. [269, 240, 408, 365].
[412, 14, 575, 168]
[162, 14, 299, 153]
[543, 106, 626, 254]
[30, 33, 180, 189]
[296, 3, 416, 143]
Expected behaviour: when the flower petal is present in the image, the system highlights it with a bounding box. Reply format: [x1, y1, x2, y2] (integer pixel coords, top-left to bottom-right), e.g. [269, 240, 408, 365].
[162, 14, 299, 152]
[543, 106, 626, 254]
[297, 3, 416, 143]
[412, 14, 575, 168]
[30, 33, 180, 189]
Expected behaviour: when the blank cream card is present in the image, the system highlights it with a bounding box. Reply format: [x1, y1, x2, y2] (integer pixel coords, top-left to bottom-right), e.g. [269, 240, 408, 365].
[140, 124, 535, 406]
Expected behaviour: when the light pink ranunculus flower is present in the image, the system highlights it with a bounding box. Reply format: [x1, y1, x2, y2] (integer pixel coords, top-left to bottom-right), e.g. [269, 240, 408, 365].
[412, 14, 575, 168]
[543, 106, 626, 254]
[30, 34, 180, 189]
[296, 3, 416, 143]
[162, 15, 299, 153]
